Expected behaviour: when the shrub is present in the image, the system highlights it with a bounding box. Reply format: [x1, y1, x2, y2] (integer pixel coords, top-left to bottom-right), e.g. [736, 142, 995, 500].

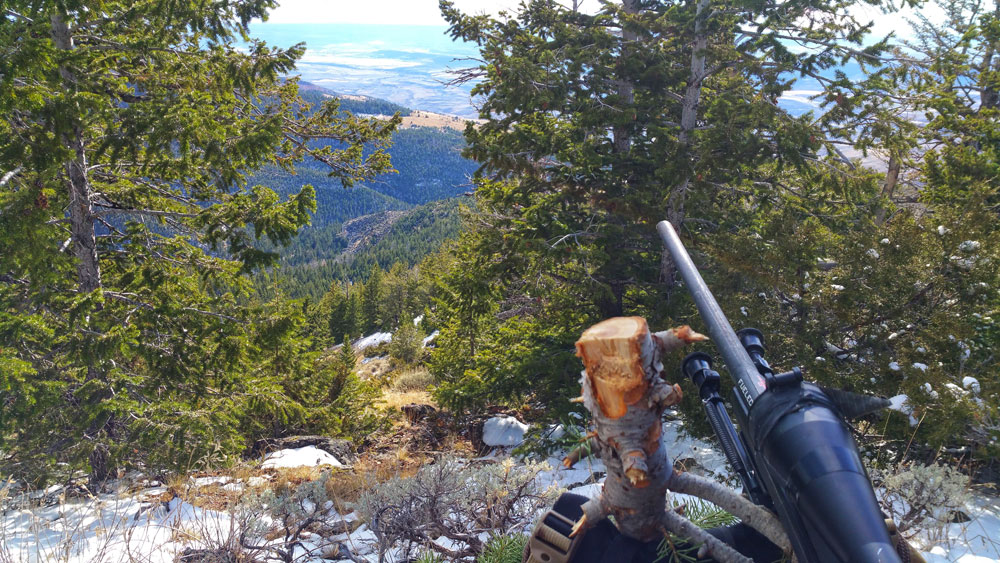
[237, 470, 346, 561]
[390, 321, 424, 366]
[879, 462, 971, 540]
[354, 457, 558, 560]
[393, 368, 435, 392]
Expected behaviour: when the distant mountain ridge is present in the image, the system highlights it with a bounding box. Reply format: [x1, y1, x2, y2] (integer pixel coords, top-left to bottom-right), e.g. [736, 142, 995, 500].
[253, 83, 476, 297]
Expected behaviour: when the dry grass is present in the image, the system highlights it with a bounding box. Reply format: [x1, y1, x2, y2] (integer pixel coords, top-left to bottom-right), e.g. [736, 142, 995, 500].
[399, 110, 482, 131]
[357, 357, 392, 382]
[392, 367, 434, 392]
[378, 390, 434, 413]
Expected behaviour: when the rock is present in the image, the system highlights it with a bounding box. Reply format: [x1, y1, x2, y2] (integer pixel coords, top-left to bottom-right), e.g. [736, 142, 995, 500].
[401, 403, 436, 424]
[948, 509, 972, 523]
[249, 436, 356, 463]
[482, 416, 529, 447]
[462, 414, 491, 454]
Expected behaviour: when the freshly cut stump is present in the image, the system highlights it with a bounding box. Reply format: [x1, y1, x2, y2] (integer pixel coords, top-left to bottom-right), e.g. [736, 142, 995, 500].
[572, 317, 687, 541]
[568, 318, 776, 563]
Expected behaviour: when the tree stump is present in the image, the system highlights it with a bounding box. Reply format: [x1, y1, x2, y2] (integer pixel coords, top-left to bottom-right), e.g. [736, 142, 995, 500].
[573, 317, 688, 541]
[568, 318, 789, 563]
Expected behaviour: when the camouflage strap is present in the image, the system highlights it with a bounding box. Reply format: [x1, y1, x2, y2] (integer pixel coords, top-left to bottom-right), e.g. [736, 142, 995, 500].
[524, 507, 581, 563]
[886, 519, 926, 563]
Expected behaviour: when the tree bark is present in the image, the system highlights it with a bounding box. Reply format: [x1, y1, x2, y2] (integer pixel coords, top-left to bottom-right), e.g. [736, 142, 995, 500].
[666, 0, 710, 230]
[51, 12, 101, 294]
[52, 12, 109, 487]
[981, 3, 998, 111]
[875, 153, 901, 226]
[568, 318, 790, 563]
[613, 0, 638, 156]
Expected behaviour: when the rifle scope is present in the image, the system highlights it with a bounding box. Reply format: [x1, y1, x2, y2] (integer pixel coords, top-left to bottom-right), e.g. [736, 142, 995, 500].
[657, 220, 900, 563]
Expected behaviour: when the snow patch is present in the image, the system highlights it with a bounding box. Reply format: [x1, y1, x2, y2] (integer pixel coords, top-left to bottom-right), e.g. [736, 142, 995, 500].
[354, 332, 392, 350]
[422, 330, 440, 347]
[963, 376, 981, 394]
[261, 446, 344, 469]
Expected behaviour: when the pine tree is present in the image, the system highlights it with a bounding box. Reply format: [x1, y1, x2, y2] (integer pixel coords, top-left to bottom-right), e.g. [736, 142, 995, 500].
[0, 0, 398, 481]
[361, 265, 386, 332]
[332, 336, 358, 402]
[390, 318, 423, 366]
[431, 0, 890, 410]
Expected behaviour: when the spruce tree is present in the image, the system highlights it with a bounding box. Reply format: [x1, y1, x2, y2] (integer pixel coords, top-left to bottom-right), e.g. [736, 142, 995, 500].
[431, 0, 892, 410]
[361, 265, 386, 332]
[0, 1, 397, 481]
[390, 319, 423, 366]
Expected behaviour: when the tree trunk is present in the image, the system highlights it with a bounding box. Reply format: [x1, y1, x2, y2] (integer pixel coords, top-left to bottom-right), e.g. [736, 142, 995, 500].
[568, 318, 790, 562]
[52, 12, 108, 486]
[875, 153, 901, 226]
[663, 0, 710, 284]
[666, 0, 710, 230]
[612, 0, 638, 156]
[981, 4, 998, 112]
[50, 13, 101, 294]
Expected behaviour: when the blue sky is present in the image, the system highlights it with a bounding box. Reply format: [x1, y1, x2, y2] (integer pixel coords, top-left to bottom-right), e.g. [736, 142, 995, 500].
[262, 0, 526, 26]
[261, 0, 937, 39]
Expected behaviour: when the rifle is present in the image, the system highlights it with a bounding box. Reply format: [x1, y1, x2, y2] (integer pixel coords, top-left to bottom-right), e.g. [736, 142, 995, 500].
[657, 220, 901, 563]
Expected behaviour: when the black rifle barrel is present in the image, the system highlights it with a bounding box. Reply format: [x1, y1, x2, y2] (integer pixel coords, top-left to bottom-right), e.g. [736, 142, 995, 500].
[656, 221, 766, 405]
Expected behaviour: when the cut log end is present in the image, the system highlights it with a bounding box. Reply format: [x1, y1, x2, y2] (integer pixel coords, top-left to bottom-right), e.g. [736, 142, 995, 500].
[576, 317, 652, 418]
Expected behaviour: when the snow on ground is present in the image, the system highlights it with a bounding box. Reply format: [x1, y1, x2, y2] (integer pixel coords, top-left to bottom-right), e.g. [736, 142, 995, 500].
[0, 488, 239, 562]
[422, 330, 440, 347]
[3, 419, 999, 562]
[354, 332, 392, 350]
[916, 491, 1000, 561]
[261, 446, 344, 469]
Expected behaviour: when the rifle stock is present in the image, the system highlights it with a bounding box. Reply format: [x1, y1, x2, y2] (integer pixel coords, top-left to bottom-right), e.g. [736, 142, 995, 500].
[657, 220, 900, 563]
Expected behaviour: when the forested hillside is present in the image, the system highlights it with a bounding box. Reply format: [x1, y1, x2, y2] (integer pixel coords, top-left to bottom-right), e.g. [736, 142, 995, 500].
[258, 198, 465, 299]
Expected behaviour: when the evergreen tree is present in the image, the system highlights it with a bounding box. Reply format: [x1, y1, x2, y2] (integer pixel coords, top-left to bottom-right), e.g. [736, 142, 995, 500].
[0, 0, 396, 481]
[431, 0, 889, 410]
[332, 337, 358, 402]
[361, 265, 386, 332]
[390, 318, 424, 366]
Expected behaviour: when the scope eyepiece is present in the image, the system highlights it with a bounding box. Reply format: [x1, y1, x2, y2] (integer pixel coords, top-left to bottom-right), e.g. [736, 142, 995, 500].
[737, 327, 766, 356]
[683, 352, 721, 396]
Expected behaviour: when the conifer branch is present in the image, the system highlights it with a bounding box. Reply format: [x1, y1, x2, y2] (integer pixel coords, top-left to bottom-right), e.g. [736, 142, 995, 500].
[661, 509, 752, 563]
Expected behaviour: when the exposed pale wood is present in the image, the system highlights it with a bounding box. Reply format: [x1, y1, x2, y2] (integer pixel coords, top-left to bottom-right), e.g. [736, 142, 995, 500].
[575, 316, 650, 419]
[569, 317, 791, 561]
